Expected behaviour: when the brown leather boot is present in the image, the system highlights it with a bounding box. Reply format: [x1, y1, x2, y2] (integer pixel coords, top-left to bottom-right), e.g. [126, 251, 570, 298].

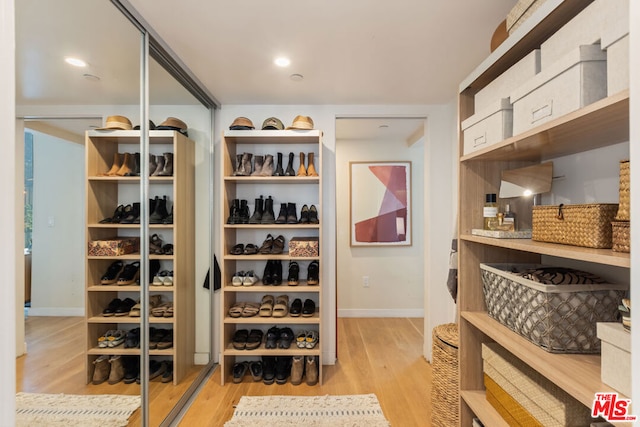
[92, 355, 110, 385]
[296, 152, 307, 176]
[305, 355, 318, 385]
[116, 152, 134, 176]
[307, 152, 318, 177]
[106, 153, 123, 176]
[108, 355, 125, 384]
[290, 356, 303, 385]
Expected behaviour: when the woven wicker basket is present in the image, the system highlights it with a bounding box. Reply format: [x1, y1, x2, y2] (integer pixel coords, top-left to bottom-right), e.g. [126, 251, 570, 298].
[616, 160, 630, 221]
[532, 203, 619, 248]
[612, 220, 630, 253]
[481, 263, 628, 353]
[484, 374, 544, 427]
[431, 323, 458, 427]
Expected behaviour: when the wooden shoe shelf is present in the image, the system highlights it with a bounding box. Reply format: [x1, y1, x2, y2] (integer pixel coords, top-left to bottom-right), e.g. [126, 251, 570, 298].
[457, 1, 630, 425]
[220, 130, 323, 385]
[84, 130, 195, 385]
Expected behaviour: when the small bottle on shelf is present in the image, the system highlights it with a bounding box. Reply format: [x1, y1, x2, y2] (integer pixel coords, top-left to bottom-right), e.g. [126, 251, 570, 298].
[483, 193, 498, 230]
[503, 203, 516, 231]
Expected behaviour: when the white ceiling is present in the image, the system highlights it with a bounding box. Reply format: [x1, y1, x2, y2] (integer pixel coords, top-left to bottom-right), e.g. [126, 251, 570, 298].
[16, 0, 517, 139]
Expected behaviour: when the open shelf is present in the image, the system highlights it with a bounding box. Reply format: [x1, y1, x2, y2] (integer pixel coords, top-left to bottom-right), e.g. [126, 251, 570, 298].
[223, 343, 321, 356]
[88, 316, 176, 324]
[223, 283, 320, 292]
[87, 347, 174, 356]
[223, 312, 320, 325]
[460, 390, 510, 427]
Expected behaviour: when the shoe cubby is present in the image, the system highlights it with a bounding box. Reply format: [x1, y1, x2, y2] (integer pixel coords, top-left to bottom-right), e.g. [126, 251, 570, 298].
[220, 129, 323, 385]
[85, 130, 195, 385]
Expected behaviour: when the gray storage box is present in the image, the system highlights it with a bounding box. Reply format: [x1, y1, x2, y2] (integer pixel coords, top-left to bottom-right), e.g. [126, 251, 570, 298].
[511, 45, 606, 135]
[461, 98, 512, 156]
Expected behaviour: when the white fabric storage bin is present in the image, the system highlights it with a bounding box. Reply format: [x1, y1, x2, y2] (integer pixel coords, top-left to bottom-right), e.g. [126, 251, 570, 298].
[597, 322, 630, 396]
[540, 0, 628, 69]
[511, 45, 606, 135]
[461, 98, 512, 156]
[475, 50, 541, 112]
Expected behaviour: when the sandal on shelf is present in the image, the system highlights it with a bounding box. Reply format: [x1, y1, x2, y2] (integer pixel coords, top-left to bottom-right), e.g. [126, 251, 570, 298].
[258, 234, 274, 254]
[296, 330, 307, 348]
[232, 329, 249, 350]
[98, 329, 117, 348]
[259, 294, 275, 317]
[150, 234, 164, 255]
[100, 261, 124, 285]
[117, 262, 140, 285]
[229, 302, 245, 318]
[233, 361, 248, 383]
[241, 302, 260, 317]
[129, 301, 142, 317]
[230, 243, 245, 255]
[272, 294, 289, 318]
[271, 235, 285, 254]
[157, 329, 173, 349]
[243, 244, 258, 255]
[163, 302, 174, 318]
[108, 329, 126, 347]
[161, 244, 173, 255]
[245, 329, 264, 350]
[151, 302, 172, 317]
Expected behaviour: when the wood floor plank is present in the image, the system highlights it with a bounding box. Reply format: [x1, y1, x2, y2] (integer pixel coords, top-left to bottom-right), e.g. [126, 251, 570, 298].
[17, 316, 434, 426]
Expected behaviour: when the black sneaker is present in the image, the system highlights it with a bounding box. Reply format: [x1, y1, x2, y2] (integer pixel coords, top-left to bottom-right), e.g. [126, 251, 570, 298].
[265, 326, 280, 349]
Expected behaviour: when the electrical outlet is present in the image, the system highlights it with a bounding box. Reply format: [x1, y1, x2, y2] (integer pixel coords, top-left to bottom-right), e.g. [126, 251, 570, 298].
[363, 276, 369, 288]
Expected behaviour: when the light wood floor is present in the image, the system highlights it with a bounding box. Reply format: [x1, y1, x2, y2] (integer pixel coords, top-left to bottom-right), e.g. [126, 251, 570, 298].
[17, 316, 433, 426]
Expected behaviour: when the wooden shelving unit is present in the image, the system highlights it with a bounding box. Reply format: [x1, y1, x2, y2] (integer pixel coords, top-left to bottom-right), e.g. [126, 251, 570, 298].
[457, 1, 630, 425]
[84, 130, 195, 385]
[219, 129, 323, 385]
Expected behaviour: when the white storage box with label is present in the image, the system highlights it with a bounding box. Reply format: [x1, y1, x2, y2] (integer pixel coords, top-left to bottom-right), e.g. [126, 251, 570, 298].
[597, 322, 631, 396]
[475, 49, 541, 112]
[510, 44, 606, 135]
[540, 0, 628, 69]
[461, 98, 512, 156]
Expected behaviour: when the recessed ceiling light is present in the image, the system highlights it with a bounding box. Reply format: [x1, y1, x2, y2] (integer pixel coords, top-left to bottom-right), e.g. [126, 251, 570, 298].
[65, 57, 87, 67]
[290, 73, 304, 82]
[275, 57, 291, 67]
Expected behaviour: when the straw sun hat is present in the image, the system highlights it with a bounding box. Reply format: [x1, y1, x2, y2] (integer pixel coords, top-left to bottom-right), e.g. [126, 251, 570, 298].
[96, 115, 133, 131]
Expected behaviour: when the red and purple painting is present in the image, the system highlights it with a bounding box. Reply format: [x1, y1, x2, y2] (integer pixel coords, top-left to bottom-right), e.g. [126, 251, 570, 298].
[350, 161, 411, 246]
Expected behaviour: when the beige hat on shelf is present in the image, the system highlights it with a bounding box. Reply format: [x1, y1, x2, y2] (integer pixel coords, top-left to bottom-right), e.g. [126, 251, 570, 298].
[229, 117, 255, 130]
[96, 115, 133, 131]
[286, 115, 314, 130]
[157, 117, 188, 131]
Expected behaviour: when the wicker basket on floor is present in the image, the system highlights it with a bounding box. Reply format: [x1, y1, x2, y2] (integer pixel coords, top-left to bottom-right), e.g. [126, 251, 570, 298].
[431, 323, 459, 427]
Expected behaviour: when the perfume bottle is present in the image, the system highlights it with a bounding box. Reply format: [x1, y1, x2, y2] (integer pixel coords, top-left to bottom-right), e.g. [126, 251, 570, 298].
[483, 193, 498, 230]
[503, 204, 516, 231]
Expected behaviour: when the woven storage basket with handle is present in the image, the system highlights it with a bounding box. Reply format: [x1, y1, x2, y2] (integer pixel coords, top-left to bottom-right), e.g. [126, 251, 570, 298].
[532, 203, 619, 248]
[616, 160, 630, 220]
[431, 323, 458, 427]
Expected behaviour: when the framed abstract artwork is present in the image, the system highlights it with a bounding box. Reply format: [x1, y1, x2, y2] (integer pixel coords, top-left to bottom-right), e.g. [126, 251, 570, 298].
[349, 161, 412, 246]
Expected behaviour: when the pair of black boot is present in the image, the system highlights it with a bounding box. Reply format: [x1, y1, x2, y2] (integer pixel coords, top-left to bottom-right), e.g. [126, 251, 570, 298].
[227, 196, 278, 224]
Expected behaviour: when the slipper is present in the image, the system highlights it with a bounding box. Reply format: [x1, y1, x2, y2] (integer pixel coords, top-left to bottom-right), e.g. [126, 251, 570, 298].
[296, 330, 307, 348]
[129, 302, 142, 317]
[245, 329, 264, 350]
[259, 294, 275, 317]
[243, 244, 258, 255]
[272, 294, 289, 318]
[305, 330, 319, 349]
[232, 329, 249, 350]
[107, 329, 126, 347]
[151, 302, 172, 317]
[98, 330, 117, 348]
[241, 302, 260, 317]
[233, 361, 248, 383]
[258, 234, 274, 254]
[231, 243, 245, 255]
[157, 329, 173, 349]
[163, 302, 174, 318]
[229, 302, 245, 318]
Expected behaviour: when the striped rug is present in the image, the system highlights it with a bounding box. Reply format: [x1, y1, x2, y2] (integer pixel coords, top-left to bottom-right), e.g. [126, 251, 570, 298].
[16, 392, 140, 427]
[224, 394, 390, 427]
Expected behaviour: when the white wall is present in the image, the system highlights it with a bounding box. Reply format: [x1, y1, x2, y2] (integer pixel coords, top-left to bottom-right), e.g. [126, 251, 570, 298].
[1, 0, 16, 422]
[218, 104, 457, 363]
[29, 130, 85, 316]
[335, 136, 425, 317]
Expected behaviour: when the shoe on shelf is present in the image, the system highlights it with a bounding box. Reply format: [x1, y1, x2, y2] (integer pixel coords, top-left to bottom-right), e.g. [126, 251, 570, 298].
[290, 356, 304, 386]
[232, 271, 245, 286]
[259, 295, 275, 317]
[249, 361, 263, 382]
[296, 330, 307, 348]
[306, 356, 318, 385]
[258, 234, 274, 254]
[232, 329, 249, 350]
[298, 204, 310, 224]
[102, 298, 122, 317]
[122, 356, 139, 384]
[307, 260, 319, 285]
[99, 204, 125, 224]
[275, 356, 292, 384]
[108, 355, 125, 384]
[302, 299, 316, 317]
[287, 261, 300, 286]
[114, 298, 136, 317]
[262, 356, 276, 385]
[305, 330, 319, 349]
[149, 360, 168, 381]
[117, 262, 140, 285]
[265, 326, 280, 349]
[278, 327, 294, 349]
[275, 203, 288, 224]
[105, 153, 123, 176]
[233, 362, 248, 383]
[246, 329, 264, 350]
[92, 355, 110, 385]
[125, 328, 140, 349]
[120, 202, 140, 224]
[100, 261, 124, 285]
[161, 361, 174, 383]
[242, 270, 259, 286]
[272, 295, 289, 318]
[271, 235, 285, 254]
[309, 205, 319, 224]
[243, 243, 258, 255]
[290, 298, 302, 317]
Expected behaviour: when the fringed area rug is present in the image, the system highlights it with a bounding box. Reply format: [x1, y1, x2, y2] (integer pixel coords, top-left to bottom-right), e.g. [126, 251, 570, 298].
[224, 394, 391, 427]
[16, 392, 141, 427]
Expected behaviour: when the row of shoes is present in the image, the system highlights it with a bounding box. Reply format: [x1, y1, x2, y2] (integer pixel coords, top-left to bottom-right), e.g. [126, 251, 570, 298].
[230, 260, 319, 287]
[102, 152, 174, 177]
[230, 234, 286, 256]
[233, 356, 319, 386]
[113, 327, 173, 349]
[99, 196, 173, 225]
[228, 295, 316, 318]
[100, 261, 141, 285]
[101, 296, 173, 318]
[233, 152, 318, 177]
[228, 197, 319, 225]
[92, 355, 173, 385]
[232, 327, 318, 350]
[152, 270, 174, 286]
